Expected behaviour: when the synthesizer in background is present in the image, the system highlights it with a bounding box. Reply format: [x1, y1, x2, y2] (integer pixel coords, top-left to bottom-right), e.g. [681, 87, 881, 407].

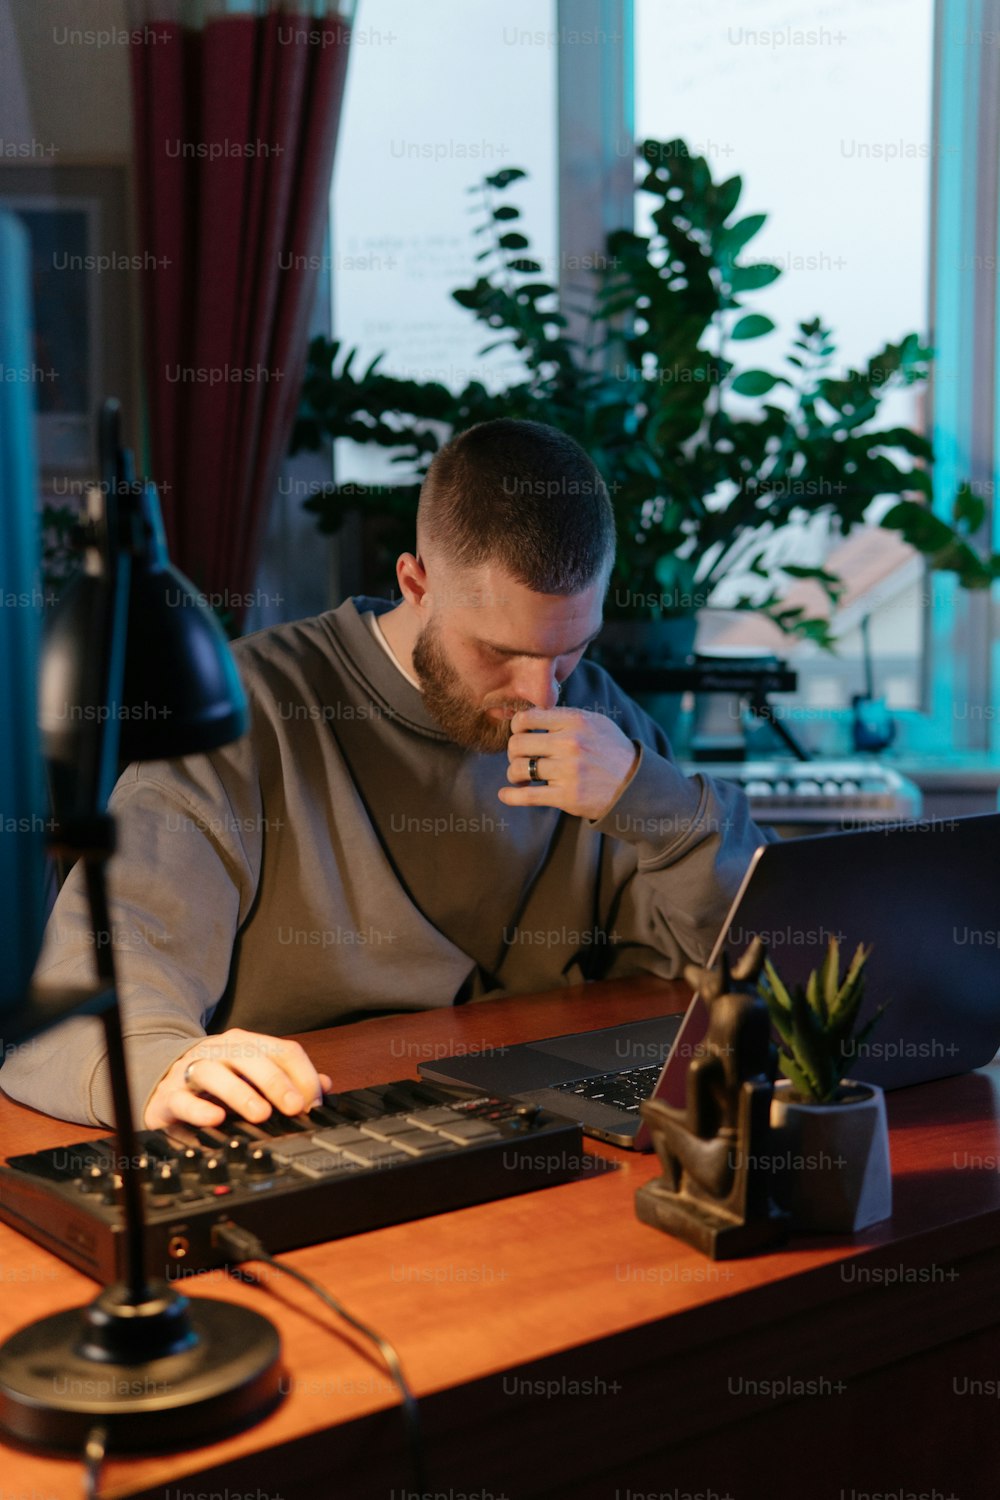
[685, 758, 923, 827]
[0, 1078, 590, 1284]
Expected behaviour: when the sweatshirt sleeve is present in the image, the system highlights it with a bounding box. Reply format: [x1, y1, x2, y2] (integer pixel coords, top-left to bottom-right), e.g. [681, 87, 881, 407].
[581, 676, 772, 980]
[0, 735, 264, 1128]
[591, 744, 769, 977]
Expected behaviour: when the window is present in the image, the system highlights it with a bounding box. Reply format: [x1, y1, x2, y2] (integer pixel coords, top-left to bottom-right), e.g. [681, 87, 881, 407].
[331, 0, 557, 391]
[319, 0, 558, 595]
[634, 0, 935, 728]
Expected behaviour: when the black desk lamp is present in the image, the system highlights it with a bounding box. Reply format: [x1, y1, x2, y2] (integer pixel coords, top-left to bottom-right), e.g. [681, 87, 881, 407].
[0, 401, 282, 1453]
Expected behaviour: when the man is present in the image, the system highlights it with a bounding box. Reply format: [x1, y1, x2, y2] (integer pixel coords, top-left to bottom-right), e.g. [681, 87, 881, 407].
[2, 420, 766, 1129]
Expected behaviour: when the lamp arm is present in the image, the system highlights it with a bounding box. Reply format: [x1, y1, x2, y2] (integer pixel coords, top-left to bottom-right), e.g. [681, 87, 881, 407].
[83, 851, 150, 1305]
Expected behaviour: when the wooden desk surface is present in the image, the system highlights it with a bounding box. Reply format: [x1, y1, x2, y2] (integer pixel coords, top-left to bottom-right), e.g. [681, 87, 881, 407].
[2, 975, 1000, 1499]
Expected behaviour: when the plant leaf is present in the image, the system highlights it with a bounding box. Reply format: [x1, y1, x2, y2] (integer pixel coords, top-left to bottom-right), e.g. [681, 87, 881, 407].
[484, 167, 527, 189]
[780, 1054, 819, 1102]
[819, 936, 840, 1021]
[731, 313, 776, 341]
[731, 369, 783, 396]
[719, 212, 767, 260]
[728, 262, 782, 293]
[953, 480, 986, 533]
[762, 958, 792, 1011]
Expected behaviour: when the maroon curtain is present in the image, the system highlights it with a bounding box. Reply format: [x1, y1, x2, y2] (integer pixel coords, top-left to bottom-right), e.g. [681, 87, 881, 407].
[129, 3, 353, 623]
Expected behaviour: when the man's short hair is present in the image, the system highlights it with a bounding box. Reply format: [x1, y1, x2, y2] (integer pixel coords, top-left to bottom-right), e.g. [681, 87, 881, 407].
[417, 419, 615, 594]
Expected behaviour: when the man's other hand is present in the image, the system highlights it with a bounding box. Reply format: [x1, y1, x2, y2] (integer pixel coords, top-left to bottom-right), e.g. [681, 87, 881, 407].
[144, 1028, 334, 1130]
[499, 707, 640, 821]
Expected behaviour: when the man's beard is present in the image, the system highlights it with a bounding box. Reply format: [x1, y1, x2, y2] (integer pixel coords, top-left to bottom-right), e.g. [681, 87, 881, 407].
[411, 618, 534, 753]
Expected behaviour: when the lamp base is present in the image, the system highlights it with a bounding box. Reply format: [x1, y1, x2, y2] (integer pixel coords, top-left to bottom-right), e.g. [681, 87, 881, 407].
[0, 1279, 281, 1453]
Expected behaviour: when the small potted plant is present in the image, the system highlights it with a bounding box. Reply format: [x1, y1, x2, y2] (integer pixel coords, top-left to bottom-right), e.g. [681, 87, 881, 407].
[758, 938, 892, 1233]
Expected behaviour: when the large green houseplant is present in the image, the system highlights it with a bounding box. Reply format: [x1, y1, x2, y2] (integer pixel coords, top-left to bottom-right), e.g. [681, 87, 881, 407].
[292, 139, 1000, 646]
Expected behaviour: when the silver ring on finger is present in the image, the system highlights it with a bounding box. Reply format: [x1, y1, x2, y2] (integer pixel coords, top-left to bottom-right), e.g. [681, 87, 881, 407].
[528, 755, 545, 784]
[183, 1059, 203, 1090]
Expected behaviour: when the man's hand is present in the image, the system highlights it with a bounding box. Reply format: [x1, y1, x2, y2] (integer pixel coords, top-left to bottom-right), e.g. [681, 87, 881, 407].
[499, 707, 640, 821]
[144, 1028, 334, 1130]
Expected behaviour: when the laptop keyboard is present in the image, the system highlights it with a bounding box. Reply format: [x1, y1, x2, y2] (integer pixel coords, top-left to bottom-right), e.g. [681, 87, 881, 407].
[551, 1064, 661, 1114]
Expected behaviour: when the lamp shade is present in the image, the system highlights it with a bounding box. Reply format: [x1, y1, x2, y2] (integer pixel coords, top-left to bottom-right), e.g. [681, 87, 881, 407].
[40, 479, 248, 816]
[119, 481, 248, 763]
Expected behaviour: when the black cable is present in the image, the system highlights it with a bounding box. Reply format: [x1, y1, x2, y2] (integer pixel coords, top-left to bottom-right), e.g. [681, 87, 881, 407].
[212, 1220, 426, 1491]
[83, 1422, 107, 1499]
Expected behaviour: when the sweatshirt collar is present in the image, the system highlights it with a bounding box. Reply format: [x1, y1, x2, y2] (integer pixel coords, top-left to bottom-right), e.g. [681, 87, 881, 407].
[319, 596, 451, 739]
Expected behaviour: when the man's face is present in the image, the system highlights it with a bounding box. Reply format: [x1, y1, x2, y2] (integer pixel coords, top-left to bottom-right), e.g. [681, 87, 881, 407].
[411, 562, 605, 753]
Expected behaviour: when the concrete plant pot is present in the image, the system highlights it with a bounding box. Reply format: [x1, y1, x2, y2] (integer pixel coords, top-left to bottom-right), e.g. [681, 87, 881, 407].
[769, 1080, 892, 1234]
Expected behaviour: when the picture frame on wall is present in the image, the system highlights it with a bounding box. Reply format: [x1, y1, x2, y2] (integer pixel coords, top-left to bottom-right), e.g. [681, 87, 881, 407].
[0, 162, 136, 481]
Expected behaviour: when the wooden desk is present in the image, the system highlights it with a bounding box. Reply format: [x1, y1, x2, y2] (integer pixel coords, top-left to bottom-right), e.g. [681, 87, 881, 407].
[1, 975, 999, 1500]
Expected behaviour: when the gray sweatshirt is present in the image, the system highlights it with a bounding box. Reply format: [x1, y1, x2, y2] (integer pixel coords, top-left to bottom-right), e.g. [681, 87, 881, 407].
[1, 598, 766, 1125]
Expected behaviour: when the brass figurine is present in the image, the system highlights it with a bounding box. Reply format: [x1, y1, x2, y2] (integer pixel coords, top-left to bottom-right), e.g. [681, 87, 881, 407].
[635, 938, 789, 1259]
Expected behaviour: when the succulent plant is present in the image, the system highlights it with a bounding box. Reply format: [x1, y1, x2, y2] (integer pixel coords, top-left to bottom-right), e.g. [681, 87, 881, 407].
[757, 938, 887, 1104]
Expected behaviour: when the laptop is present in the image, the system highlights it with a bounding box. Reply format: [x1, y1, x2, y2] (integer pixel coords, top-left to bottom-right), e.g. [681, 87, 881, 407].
[420, 813, 1000, 1149]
